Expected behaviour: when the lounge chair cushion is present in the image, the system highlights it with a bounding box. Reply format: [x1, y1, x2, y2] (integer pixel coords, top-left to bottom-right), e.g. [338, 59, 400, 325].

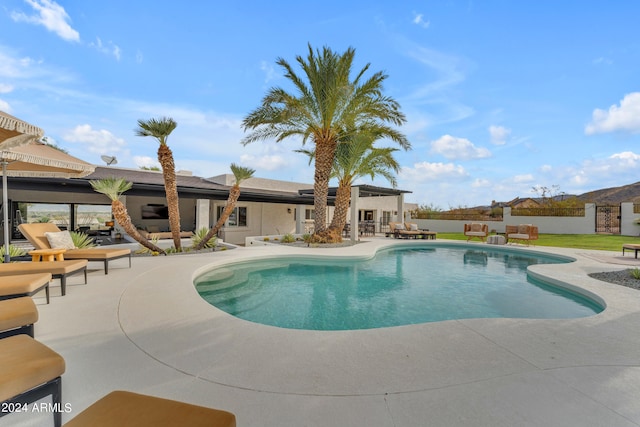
[64, 391, 236, 427]
[63, 248, 131, 261]
[0, 297, 38, 332]
[0, 272, 51, 296]
[0, 260, 88, 277]
[470, 223, 483, 232]
[44, 230, 76, 249]
[0, 334, 65, 402]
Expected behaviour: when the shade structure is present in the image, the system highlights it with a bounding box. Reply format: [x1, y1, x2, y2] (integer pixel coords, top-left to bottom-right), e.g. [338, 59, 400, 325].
[0, 111, 44, 150]
[1, 141, 95, 262]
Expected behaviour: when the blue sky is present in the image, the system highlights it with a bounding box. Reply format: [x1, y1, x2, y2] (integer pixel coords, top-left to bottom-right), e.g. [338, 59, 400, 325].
[1, 1, 640, 208]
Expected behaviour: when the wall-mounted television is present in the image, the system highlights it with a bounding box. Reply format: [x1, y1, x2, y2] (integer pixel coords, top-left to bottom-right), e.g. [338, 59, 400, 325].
[141, 204, 169, 219]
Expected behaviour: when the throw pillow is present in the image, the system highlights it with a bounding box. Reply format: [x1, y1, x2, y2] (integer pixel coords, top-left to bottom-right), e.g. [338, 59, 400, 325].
[410, 223, 419, 231]
[44, 230, 76, 249]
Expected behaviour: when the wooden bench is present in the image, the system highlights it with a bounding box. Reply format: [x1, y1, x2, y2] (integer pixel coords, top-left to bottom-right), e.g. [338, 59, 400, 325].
[622, 244, 640, 258]
[63, 391, 236, 427]
[0, 335, 65, 427]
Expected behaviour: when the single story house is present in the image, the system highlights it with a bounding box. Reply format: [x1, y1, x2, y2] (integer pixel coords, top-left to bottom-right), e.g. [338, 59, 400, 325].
[2, 166, 413, 246]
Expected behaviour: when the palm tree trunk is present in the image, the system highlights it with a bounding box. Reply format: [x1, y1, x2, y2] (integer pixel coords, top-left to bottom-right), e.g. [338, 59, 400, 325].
[158, 144, 182, 250]
[112, 201, 165, 254]
[329, 180, 351, 232]
[194, 186, 240, 250]
[312, 137, 337, 236]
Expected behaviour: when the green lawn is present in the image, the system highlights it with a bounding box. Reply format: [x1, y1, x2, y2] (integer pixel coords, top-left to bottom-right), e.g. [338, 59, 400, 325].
[435, 232, 640, 252]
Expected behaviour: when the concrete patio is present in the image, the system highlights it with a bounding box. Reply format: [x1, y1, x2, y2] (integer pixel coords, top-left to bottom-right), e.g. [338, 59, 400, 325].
[3, 238, 640, 427]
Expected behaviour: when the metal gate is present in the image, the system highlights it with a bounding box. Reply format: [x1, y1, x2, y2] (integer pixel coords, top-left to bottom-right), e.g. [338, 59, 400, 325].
[595, 205, 621, 234]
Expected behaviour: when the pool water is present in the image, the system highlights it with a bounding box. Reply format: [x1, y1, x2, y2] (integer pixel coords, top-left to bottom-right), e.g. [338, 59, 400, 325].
[195, 245, 603, 331]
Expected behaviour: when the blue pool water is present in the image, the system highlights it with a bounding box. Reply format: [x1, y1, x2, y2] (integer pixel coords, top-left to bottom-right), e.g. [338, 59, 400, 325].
[194, 245, 603, 330]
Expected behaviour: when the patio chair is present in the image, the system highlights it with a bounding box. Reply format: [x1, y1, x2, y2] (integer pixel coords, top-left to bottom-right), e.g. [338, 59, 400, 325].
[506, 224, 539, 245]
[19, 223, 131, 275]
[0, 272, 52, 304]
[0, 296, 38, 338]
[63, 390, 236, 427]
[0, 334, 66, 427]
[463, 223, 489, 242]
[0, 260, 88, 297]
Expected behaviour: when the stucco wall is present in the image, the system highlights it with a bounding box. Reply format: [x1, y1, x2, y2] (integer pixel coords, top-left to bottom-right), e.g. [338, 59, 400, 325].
[407, 203, 640, 236]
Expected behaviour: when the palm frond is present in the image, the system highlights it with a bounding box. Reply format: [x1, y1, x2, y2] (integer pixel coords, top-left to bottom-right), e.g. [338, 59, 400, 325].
[89, 177, 132, 200]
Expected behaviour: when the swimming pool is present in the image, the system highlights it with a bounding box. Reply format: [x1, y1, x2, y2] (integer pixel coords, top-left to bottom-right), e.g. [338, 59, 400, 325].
[194, 244, 603, 330]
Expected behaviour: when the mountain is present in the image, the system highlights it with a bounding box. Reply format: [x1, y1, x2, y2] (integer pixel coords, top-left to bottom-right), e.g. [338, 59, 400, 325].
[575, 182, 640, 204]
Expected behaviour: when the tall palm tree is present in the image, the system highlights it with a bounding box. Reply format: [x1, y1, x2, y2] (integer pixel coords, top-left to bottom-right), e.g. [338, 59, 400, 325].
[135, 117, 182, 250]
[242, 44, 409, 242]
[193, 163, 255, 250]
[298, 132, 401, 234]
[90, 178, 165, 254]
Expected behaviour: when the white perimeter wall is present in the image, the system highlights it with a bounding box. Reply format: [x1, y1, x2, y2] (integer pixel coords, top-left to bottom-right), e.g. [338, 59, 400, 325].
[408, 203, 640, 236]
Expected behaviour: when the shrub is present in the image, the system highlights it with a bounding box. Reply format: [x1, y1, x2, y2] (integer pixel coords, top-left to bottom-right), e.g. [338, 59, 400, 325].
[630, 268, 640, 280]
[191, 227, 217, 249]
[263, 237, 270, 241]
[281, 233, 295, 243]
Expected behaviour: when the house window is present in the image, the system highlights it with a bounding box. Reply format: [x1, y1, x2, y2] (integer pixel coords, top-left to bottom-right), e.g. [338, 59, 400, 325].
[305, 209, 315, 220]
[217, 206, 247, 227]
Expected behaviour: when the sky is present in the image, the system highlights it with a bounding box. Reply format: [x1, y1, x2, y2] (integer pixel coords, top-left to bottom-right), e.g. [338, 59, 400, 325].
[1, 1, 640, 209]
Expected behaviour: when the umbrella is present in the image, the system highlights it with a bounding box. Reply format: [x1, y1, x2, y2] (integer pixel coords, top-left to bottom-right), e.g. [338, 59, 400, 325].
[1, 141, 95, 261]
[0, 111, 44, 150]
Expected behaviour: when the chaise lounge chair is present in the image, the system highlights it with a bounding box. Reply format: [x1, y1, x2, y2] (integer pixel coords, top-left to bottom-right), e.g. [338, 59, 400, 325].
[0, 297, 38, 339]
[63, 390, 236, 427]
[0, 272, 52, 304]
[0, 260, 88, 297]
[463, 223, 489, 242]
[0, 334, 66, 427]
[19, 223, 131, 275]
[388, 222, 437, 240]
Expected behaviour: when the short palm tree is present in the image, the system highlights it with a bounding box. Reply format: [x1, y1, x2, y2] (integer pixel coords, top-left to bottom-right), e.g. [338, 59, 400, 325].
[298, 132, 401, 234]
[242, 44, 409, 242]
[90, 178, 165, 254]
[193, 163, 255, 250]
[135, 117, 182, 250]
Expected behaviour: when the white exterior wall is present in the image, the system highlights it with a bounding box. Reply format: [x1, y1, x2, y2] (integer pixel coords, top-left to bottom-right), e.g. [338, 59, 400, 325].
[621, 202, 640, 236]
[407, 204, 604, 235]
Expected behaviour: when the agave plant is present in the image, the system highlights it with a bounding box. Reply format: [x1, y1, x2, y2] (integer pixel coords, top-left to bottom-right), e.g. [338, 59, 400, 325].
[70, 231, 96, 249]
[0, 245, 27, 263]
[191, 227, 217, 249]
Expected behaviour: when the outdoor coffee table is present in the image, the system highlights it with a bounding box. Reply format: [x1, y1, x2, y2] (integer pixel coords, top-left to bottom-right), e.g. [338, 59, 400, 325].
[29, 248, 66, 262]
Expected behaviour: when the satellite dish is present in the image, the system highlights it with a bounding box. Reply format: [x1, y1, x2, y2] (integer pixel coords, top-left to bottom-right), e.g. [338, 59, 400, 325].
[101, 155, 118, 166]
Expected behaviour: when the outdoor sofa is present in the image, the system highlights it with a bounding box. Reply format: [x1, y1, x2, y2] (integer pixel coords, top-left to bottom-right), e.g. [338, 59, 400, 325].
[388, 222, 437, 239]
[506, 224, 539, 245]
[19, 223, 131, 275]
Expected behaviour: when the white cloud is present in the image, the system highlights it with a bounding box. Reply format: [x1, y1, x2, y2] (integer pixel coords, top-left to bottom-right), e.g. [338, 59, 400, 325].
[471, 178, 491, 188]
[540, 164, 552, 172]
[62, 124, 126, 155]
[0, 99, 11, 112]
[585, 92, 640, 135]
[488, 125, 511, 145]
[513, 174, 534, 183]
[430, 134, 491, 160]
[11, 0, 80, 42]
[133, 156, 159, 169]
[0, 84, 13, 94]
[412, 12, 430, 28]
[89, 37, 121, 61]
[400, 161, 468, 182]
[260, 61, 276, 83]
[592, 57, 612, 65]
[240, 153, 289, 171]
